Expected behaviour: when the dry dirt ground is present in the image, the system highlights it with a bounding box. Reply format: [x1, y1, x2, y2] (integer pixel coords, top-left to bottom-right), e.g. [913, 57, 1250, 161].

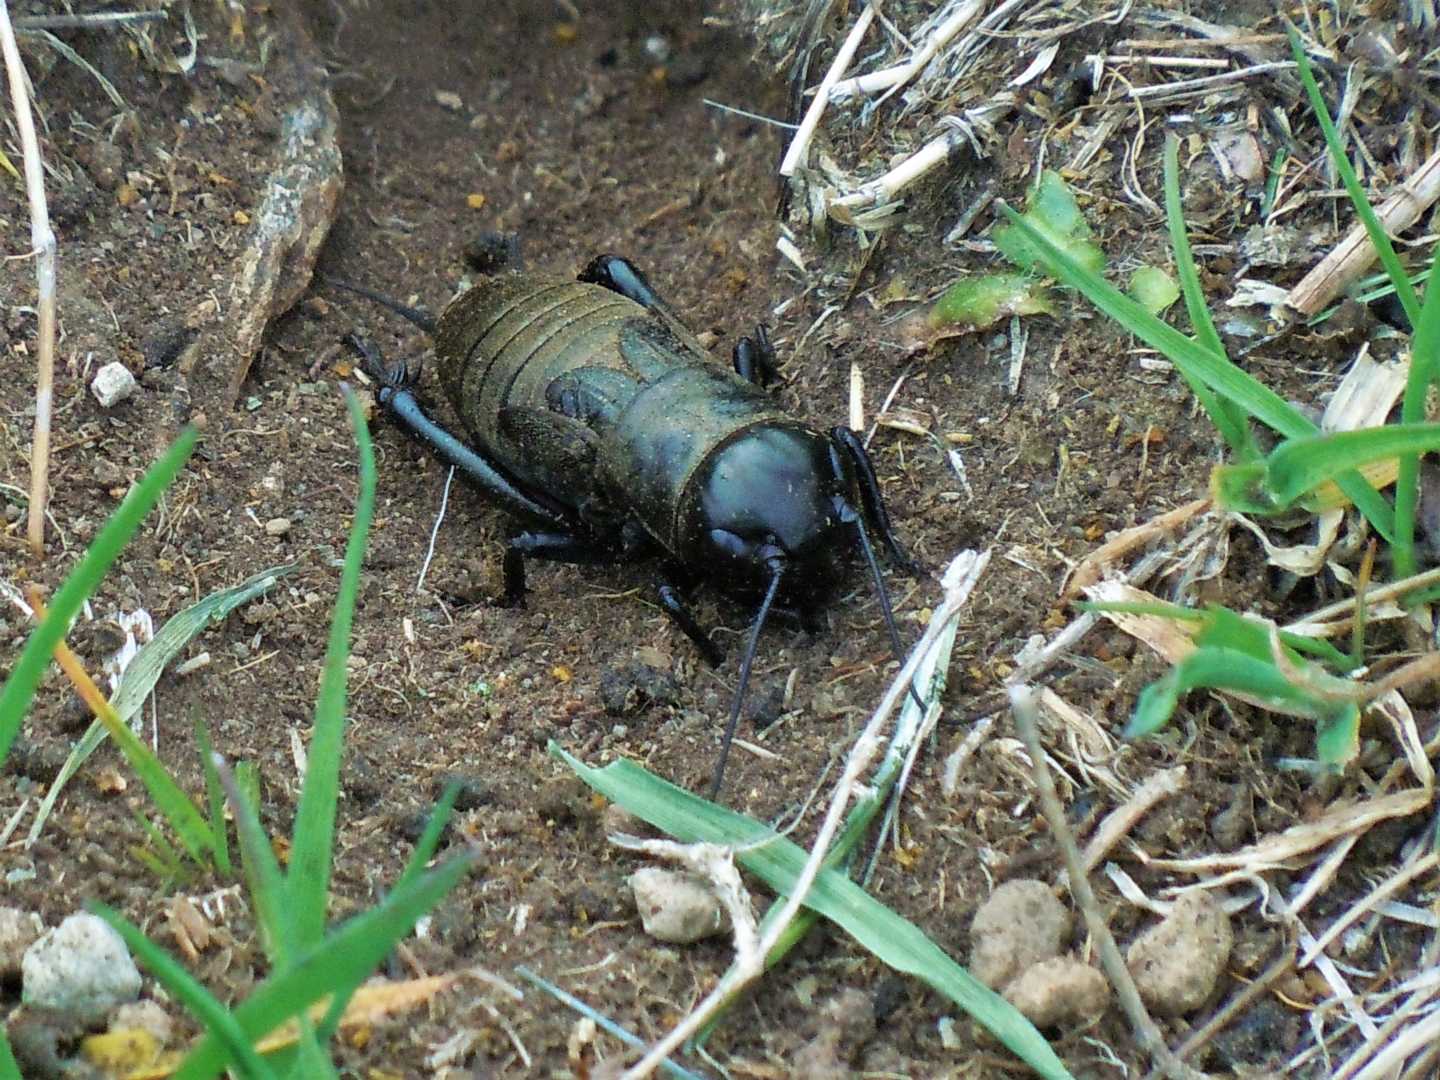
[1, 1, 1435, 1077]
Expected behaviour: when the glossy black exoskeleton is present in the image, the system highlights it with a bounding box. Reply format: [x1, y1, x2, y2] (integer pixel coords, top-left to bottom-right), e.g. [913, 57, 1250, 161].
[330, 249, 920, 795]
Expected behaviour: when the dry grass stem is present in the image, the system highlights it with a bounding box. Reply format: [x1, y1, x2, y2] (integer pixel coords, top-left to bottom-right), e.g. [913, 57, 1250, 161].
[1144, 787, 1432, 875]
[1062, 499, 1210, 599]
[1286, 145, 1440, 317]
[1, 0, 57, 556]
[622, 549, 990, 1078]
[1300, 852, 1440, 968]
[1157, 945, 1296, 1075]
[826, 0, 984, 104]
[14, 10, 166, 31]
[1081, 767, 1186, 873]
[1009, 686, 1206, 1080]
[1124, 59, 1295, 101]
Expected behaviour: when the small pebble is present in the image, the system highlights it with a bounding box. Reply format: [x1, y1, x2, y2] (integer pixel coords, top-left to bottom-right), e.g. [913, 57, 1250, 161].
[629, 868, 726, 943]
[1127, 891, 1233, 1017]
[108, 999, 173, 1047]
[969, 879, 1070, 990]
[1003, 956, 1110, 1028]
[90, 362, 138, 407]
[264, 517, 292, 537]
[22, 912, 142, 1024]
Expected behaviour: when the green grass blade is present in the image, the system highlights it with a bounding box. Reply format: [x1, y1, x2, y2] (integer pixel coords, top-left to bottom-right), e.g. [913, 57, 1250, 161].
[553, 747, 1072, 1080]
[288, 390, 376, 947]
[0, 428, 197, 768]
[172, 855, 473, 1080]
[395, 783, 460, 892]
[316, 784, 461, 1042]
[1288, 29, 1421, 326]
[91, 694, 215, 865]
[224, 763, 294, 968]
[194, 717, 232, 877]
[1392, 245, 1440, 577]
[91, 902, 278, 1080]
[288, 1025, 337, 1080]
[0, 1029, 19, 1080]
[997, 207, 1397, 540]
[26, 563, 295, 847]
[1163, 136, 1258, 460]
[132, 807, 189, 885]
[1263, 424, 1440, 508]
[1129, 646, 1339, 736]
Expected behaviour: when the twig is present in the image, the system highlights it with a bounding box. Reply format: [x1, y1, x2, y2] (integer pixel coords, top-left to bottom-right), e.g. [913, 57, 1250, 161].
[1286, 565, 1440, 633]
[1, 0, 57, 556]
[779, 3, 874, 178]
[1009, 685, 1208, 1080]
[828, 97, 1014, 218]
[622, 550, 990, 1078]
[1351, 1008, 1440, 1080]
[1286, 146, 1440, 317]
[1081, 767, 1187, 873]
[1299, 852, 1440, 968]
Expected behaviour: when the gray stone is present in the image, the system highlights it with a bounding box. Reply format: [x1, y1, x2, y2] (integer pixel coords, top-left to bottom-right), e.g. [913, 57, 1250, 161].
[90, 362, 138, 407]
[22, 912, 142, 1023]
[630, 868, 727, 943]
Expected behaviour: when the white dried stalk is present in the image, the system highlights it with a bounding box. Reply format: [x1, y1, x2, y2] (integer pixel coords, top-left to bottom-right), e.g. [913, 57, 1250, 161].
[1, 0, 57, 556]
[826, 0, 984, 104]
[779, 4, 875, 178]
[1143, 788, 1431, 875]
[1081, 767, 1187, 873]
[1126, 59, 1296, 101]
[1301, 852, 1440, 968]
[828, 97, 1015, 218]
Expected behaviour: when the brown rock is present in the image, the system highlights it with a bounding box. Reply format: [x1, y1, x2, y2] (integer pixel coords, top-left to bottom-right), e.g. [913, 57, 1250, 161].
[1003, 956, 1110, 1028]
[1127, 891, 1233, 1017]
[969, 879, 1070, 990]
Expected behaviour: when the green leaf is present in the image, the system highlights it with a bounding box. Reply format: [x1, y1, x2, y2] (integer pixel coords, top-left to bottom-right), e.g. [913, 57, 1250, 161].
[995, 170, 1105, 276]
[1316, 706, 1362, 771]
[1214, 424, 1440, 514]
[552, 746, 1072, 1080]
[0, 428, 197, 768]
[927, 272, 1053, 330]
[1128, 266, 1180, 314]
[0, 1029, 19, 1080]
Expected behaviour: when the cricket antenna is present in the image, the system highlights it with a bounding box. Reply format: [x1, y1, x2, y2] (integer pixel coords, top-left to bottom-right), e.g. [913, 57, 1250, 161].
[709, 555, 785, 800]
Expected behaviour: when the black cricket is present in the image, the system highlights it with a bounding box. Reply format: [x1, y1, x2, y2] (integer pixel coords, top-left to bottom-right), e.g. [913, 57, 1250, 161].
[330, 250, 920, 796]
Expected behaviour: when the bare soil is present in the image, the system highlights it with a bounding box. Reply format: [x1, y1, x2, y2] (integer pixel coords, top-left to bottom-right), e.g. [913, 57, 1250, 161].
[1, 2, 1424, 1077]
